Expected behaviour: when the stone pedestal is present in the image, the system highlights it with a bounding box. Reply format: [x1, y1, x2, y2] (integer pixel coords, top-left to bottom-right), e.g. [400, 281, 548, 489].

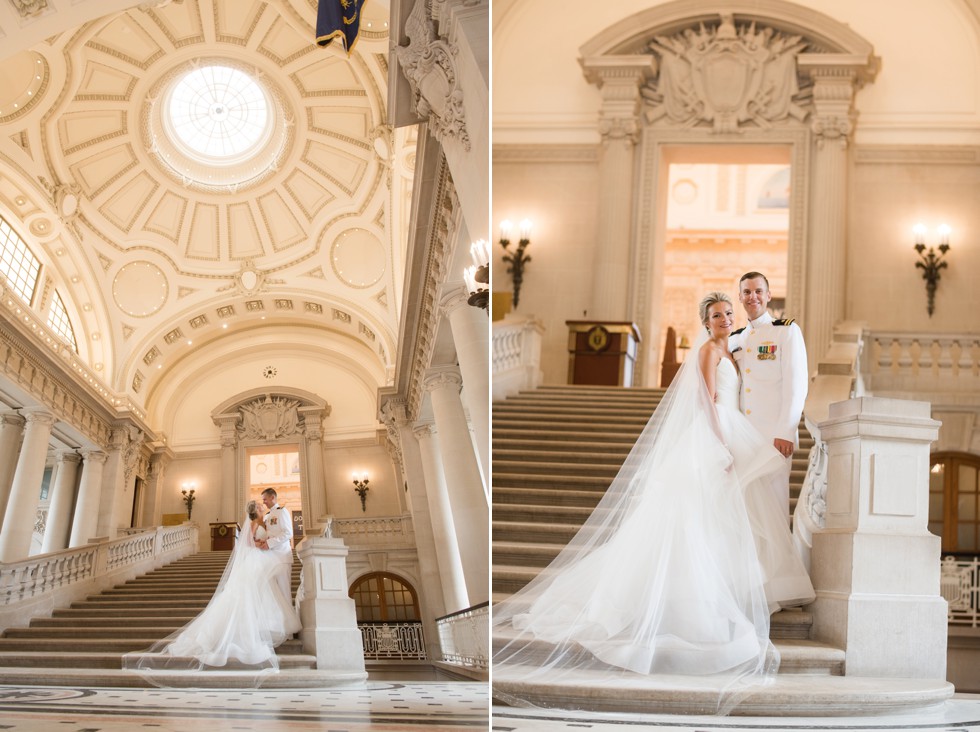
[809, 397, 947, 679]
[296, 537, 367, 679]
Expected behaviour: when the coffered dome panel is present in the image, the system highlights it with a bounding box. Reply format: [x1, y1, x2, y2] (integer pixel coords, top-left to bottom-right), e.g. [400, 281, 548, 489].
[90, 15, 165, 68]
[75, 62, 137, 99]
[113, 261, 169, 318]
[331, 228, 385, 289]
[0, 52, 48, 121]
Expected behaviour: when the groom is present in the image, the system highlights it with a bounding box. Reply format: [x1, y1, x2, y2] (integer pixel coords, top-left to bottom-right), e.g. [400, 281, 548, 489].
[730, 272, 808, 520]
[257, 487, 294, 602]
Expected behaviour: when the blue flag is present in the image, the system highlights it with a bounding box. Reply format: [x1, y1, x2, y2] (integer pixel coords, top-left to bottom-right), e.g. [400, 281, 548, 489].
[316, 0, 366, 55]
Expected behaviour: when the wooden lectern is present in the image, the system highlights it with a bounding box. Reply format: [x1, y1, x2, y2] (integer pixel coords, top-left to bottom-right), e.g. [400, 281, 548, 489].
[566, 321, 641, 386]
[210, 521, 239, 551]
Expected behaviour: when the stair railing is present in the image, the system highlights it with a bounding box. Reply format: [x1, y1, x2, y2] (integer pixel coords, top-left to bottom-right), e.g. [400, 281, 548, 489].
[492, 315, 545, 400]
[793, 321, 866, 568]
[0, 523, 198, 631]
[436, 601, 488, 672]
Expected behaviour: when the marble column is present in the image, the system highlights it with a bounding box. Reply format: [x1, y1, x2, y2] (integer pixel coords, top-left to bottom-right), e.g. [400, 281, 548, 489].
[300, 406, 328, 531]
[413, 422, 468, 611]
[0, 408, 56, 561]
[440, 284, 490, 483]
[41, 450, 81, 553]
[69, 450, 108, 547]
[379, 395, 448, 661]
[214, 414, 239, 522]
[0, 411, 25, 524]
[423, 366, 489, 605]
[142, 446, 173, 528]
[799, 64, 858, 368]
[580, 56, 656, 321]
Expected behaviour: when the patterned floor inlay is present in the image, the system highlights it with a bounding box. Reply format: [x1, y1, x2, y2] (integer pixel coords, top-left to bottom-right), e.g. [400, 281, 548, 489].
[492, 695, 980, 732]
[0, 682, 488, 731]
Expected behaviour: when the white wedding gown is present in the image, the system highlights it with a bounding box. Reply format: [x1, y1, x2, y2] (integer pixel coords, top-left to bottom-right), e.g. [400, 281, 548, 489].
[124, 521, 301, 677]
[493, 356, 815, 700]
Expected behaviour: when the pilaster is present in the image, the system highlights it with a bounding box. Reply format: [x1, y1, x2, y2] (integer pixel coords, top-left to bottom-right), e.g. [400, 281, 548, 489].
[580, 56, 656, 321]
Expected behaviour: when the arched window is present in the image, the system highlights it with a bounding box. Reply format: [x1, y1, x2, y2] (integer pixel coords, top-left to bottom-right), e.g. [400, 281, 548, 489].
[349, 572, 420, 622]
[0, 216, 41, 305]
[47, 291, 77, 352]
[930, 452, 980, 554]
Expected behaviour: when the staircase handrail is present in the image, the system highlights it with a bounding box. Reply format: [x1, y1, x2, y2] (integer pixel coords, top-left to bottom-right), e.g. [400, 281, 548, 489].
[0, 523, 198, 630]
[492, 315, 545, 400]
[793, 321, 866, 567]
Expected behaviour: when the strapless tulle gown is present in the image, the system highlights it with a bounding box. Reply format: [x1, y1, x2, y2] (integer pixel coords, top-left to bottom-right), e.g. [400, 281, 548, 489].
[499, 357, 815, 679]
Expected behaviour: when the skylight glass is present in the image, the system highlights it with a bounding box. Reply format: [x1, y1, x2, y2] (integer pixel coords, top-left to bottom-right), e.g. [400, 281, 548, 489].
[47, 291, 77, 353]
[167, 65, 269, 160]
[0, 216, 41, 305]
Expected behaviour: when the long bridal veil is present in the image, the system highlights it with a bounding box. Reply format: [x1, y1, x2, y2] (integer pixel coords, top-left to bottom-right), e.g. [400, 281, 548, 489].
[492, 333, 783, 711]
[123, 510, 299, 685]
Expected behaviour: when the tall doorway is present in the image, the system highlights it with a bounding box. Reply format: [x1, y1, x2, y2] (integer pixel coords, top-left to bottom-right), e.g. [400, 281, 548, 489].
[657, 145, 791, 384]
[247, 444, 305, 542]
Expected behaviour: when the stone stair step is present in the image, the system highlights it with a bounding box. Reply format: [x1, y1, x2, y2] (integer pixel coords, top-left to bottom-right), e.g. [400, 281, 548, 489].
[491, 505, 598, 523]
[492, 474, 613, 490]
[492, 541, 565, 568]
[0, 650, 316, 671]
[493, 449, 628, 465]
[0, 666, 365, 689]
[492, 521, 582, 545]
[493, 438, 636, 454]
[33, 616, 198, 627]
[492, 487, 605, 508]
[494, 429, 645, 443]
[493, 460, 620, 478]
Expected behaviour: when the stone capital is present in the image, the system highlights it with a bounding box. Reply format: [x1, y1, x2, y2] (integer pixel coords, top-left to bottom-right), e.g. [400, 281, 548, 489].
[412, 422, 436, 440]
[22, 407, 56, 428]
[80, 449, 108, 465]
[423, 366, 463, 394]
[438, 283, 471, 316]
[0, 411, 25, 428]
[55, 450, 82, 465]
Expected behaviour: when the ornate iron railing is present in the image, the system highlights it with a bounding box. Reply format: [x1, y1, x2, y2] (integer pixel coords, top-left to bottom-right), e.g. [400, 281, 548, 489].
[436, 602, 488, 670]
[941, 556, 980, 628]
[358, 621, 426, 660]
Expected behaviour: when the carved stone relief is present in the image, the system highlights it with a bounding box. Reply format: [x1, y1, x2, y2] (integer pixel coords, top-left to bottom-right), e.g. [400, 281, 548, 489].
[237, 394, 302, 441]
[641, 13, 812, 133]
[396, 0, 471, 151]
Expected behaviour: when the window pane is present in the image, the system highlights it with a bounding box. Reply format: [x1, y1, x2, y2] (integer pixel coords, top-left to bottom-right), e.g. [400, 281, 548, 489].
[929, 521, 943, 537]
[958, 493, 977, 521]
[0, 216, 40, 304]
[958, 522, 976, 551]
[929, 492, 943, 522]
[959, 464, 978, 494]
[47, 291, 78, 352]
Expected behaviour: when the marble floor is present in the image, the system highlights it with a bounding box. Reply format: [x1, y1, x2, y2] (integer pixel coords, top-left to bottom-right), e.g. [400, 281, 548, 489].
[0, 679, 488, 731]
[492, 695, 980, 732]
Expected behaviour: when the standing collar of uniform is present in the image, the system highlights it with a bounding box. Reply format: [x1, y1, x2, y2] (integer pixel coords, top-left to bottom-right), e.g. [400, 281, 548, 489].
[749, 312, 774, 328]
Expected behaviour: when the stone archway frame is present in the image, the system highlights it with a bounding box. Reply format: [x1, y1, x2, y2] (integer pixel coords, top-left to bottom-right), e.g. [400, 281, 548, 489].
[579, 0, 879, 383]
[211, 387, 331, 531]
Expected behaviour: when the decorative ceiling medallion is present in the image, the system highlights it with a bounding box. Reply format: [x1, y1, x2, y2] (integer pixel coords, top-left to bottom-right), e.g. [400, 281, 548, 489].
[0, 52, 49, 123]
[112, 261, 169, 317]
[142, 58, 294, 193]
[262, 366, 277, 379]
[330, 228, 386, 289]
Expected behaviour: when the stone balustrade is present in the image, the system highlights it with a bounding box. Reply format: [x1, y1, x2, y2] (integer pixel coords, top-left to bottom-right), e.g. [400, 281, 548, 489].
[491, 315, 544, 400]
[863, 331, 980, 394]
[0, 523, 197, 631]
[333, 514, 415, 546]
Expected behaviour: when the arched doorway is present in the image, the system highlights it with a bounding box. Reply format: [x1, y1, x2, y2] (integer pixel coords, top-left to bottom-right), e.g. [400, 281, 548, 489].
[349, 571, 425, 660]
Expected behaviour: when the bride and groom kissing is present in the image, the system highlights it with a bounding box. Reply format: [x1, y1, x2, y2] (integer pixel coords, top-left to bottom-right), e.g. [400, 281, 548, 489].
[493, 272, 816, 699]
[125, 487, 301, 676]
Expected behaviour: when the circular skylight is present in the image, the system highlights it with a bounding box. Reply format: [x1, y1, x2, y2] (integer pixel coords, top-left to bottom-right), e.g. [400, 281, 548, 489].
[166, 65, 270, 161]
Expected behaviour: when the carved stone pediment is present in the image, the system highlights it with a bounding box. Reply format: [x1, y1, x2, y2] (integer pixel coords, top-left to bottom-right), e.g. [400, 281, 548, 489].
[642, 13, 811, 132]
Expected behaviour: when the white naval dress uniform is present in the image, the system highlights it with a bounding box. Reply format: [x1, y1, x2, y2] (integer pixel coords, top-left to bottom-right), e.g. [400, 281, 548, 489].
[730, 311, 808, 517]
[263, 503, 294, 603]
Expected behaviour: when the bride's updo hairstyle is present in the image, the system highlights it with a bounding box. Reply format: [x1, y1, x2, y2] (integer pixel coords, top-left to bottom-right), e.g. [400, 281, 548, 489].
[246, 500, 259, 520]
[699, 291, 733, 329]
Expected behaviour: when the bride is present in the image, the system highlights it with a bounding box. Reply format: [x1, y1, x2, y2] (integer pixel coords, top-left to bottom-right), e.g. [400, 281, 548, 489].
[492, 292, 815, 705]
[124, 499, 301, 677]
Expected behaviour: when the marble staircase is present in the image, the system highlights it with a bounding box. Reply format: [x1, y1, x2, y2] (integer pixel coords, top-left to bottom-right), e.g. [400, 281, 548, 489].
[0, 549, 348, 688]
[490, 384, 953, 714]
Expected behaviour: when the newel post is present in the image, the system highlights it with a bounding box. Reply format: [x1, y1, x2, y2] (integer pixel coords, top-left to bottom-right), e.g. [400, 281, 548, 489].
[809, 397, 947, 678]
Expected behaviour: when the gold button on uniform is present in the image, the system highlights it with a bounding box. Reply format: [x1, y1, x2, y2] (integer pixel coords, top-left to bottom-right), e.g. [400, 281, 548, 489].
[746, 409, 752, 415]
[746, 388, 751, 393]
[746, 368, 751, 373]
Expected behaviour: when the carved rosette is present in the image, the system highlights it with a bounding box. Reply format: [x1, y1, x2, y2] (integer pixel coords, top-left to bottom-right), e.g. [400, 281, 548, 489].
[395, 0, 471, 151]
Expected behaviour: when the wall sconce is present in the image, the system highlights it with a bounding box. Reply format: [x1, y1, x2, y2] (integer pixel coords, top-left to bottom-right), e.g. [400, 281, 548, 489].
[913, 223, 951, 317]
[463, 239, 489, 312]
[352, 472, 370, 512]
[499, 219, 532, 308]
[181, 482, 196, 520]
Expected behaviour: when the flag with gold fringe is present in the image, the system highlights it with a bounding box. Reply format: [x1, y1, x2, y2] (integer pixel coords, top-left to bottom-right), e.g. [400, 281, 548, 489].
[316, 0, 366, 55]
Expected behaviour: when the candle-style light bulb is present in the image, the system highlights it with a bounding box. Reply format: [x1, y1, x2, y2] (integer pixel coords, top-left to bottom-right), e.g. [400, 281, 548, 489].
[938, 224, 951, 246]
[500, 220, 513, 242]
[463, 265, 478, 293]
[519, 219, 532, 240]
[913, 223, 926, 246]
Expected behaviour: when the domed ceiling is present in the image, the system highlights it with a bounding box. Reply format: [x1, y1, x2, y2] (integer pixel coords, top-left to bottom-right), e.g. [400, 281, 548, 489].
[0, 0, 414, 425]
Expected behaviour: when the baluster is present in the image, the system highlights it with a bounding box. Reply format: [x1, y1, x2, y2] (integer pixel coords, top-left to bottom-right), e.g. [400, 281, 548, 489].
[896, 337, 914, 376]
[916, 338, 936, 375]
